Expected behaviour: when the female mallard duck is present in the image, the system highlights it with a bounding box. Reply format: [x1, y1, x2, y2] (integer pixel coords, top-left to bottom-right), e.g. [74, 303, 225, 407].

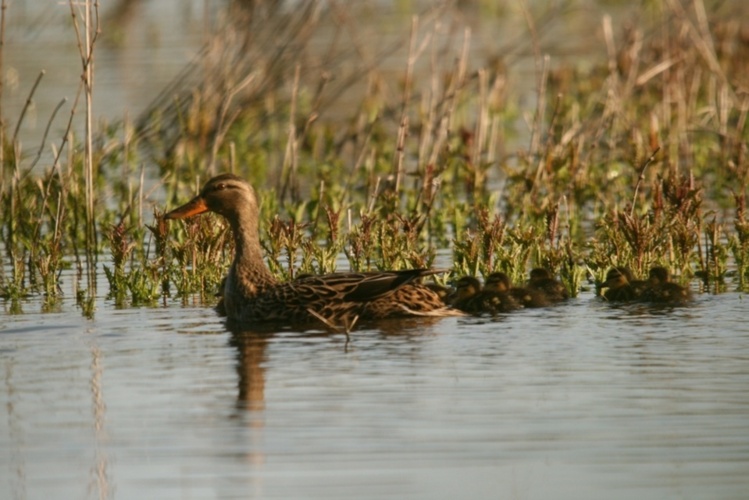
[601, 267, 649, 301]
[448, 275, 520, 315]
[527, 268, 569, 302]
[484, 271, 549, 308]
[164, 174, 463, 328]
[644, 266, 692, 303]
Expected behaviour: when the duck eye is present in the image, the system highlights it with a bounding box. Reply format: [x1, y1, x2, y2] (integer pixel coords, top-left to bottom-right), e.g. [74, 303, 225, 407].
[213, 183, 227, 191]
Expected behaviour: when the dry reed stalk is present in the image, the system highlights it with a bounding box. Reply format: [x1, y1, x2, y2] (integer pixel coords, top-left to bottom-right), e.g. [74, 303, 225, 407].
[529, 55, 550, 192]
[11, 70, 45, 147]
[393, 114, 408, 195]
[666, 0, 737, 106]
[279, 64, 302, 202]
[427, 26, 470, 171]
[68, 0, 100, 299]
[602, 15, 617, 77]
[416, 40, 437, 170]
[339, 124, 372, 210]
[208, 72, 256, 174]
[519, 0, 544, 157]
[630, 147, 660, 216]
[27, 97, 67, 173]
[393, 16, 421, 194]
[471, 68, 489, 194]
[135, 1, 326, 168]
[484, 72, 506, 168]
[0, 0, 5, 161]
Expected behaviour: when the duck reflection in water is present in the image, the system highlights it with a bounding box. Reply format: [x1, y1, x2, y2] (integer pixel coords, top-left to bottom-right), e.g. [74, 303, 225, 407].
[228, 325, 271, 411]
[226, 316, 443, 412]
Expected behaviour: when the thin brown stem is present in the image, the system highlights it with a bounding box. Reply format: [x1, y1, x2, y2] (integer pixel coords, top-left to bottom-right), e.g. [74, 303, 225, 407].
[630, 146, 661, 217]
[0, 0, 6, 178]
[27, 98, 68, 173]
[11, 70, 45, 145]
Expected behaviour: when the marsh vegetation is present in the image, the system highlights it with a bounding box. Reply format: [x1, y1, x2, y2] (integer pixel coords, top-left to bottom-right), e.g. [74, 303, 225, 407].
[2, 0, 748, 316]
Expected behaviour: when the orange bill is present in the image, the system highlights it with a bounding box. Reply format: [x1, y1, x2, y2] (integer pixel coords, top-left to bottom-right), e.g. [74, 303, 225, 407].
[164, 195, 208, 220]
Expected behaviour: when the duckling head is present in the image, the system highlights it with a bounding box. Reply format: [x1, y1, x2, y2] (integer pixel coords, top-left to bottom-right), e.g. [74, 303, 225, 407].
[648, 266, 670, 285]
[449, 276, 482, 304]
[484, 272, 512, 293]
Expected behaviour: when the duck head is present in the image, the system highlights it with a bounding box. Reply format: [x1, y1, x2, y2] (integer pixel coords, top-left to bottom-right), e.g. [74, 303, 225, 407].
[164, 174, 260, 230]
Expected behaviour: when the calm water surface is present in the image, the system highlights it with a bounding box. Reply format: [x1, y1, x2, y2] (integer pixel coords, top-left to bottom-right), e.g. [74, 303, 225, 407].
[2, 279, 748, 499]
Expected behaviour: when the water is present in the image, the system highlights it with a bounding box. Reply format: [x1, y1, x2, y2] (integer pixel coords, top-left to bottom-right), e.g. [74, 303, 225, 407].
[2, 278, 748, 499]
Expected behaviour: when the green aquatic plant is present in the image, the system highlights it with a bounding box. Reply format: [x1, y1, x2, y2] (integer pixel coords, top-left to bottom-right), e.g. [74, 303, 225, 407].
[702, 217, 729, 293]
[103, 222, 133, 299]
[344, 213, 378, 272]
[729, 192, 749, 290]
[167, 214, 231, 300]
[0, 254, 27, 301]
[263, 215, 309, 280]
[145, 209, 172, 297]
[102, 219, 167, 306]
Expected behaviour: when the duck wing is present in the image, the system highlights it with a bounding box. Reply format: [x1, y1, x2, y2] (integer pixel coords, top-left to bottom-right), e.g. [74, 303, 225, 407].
[294, 269, 444, 303]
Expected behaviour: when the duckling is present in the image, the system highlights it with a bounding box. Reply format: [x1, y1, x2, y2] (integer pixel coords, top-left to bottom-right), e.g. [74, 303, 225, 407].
[644, 266, 692, 304]
[601, 267, 649, 301]
[484, 272, 550, 308]
[477, 274, 522, 313]
[527, 267, 569, 303]
[447, 276, 483, 313]
[449, 276, 520, 315]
